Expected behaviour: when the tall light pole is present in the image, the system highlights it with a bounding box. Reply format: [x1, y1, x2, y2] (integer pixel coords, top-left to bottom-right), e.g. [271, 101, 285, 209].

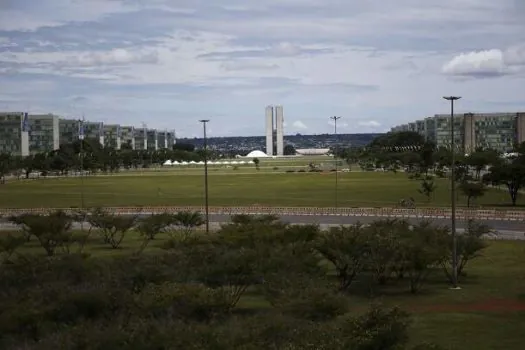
[78, 117, 85, 210]
[330, 116, 342, 208]
[443, 96, 461, 290]
[199, 119, 210, 233]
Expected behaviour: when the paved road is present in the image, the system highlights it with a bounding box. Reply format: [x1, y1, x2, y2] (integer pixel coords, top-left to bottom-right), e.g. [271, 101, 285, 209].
[1, 213, 523, 240]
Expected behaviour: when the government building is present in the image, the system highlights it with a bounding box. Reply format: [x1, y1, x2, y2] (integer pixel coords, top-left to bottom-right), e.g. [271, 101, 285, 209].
[0, 112, 176, 156]
[391, 112, 525, 153]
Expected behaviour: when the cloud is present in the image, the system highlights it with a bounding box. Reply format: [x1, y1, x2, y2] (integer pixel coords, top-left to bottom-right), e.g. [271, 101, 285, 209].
[358, 120, 381, 128]
[292, 120, 308, 130]
[442, 44, 525, 78]
[72, 48, 159, 67]
[1, 0, 525, 136]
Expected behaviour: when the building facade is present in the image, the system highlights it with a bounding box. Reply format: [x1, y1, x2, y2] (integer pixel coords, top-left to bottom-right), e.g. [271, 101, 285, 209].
[28, 114, 59, 154]
[275, 105, 284, 156]
[265, 106, 274, 156]
[0, 112, 28, 156]
[103, 124, 121, 149]
[0, 111, 178, 155]
[147, 129, 158, 151]
[265, 105, 284, 156]
[166, 130, 176, 149]
[134, 127, 147, 151]
[120, 126, 135, 150]
[391, 112, 525, 153]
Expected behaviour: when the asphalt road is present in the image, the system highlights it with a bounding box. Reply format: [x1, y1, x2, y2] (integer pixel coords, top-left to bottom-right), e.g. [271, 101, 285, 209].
[1, 213, 523, 240]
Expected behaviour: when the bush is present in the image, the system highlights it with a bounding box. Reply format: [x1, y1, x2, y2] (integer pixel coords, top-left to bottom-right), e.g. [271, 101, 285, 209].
[138, 282, 232, 321]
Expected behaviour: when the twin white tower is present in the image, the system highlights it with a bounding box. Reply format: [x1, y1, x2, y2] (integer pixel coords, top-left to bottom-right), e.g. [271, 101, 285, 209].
[265, 105, 284, 156]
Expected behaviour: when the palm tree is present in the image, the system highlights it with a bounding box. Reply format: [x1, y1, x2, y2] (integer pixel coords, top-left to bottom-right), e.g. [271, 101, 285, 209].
[174, 211, 205, 239]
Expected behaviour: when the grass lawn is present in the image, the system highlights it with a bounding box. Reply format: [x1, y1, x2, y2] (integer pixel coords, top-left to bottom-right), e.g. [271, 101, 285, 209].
[6, 230, 525, 350]
[0, 171, 519, 208]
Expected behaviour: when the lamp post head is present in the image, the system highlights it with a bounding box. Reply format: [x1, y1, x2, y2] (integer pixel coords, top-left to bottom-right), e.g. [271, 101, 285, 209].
[443, 96, 461, 101]
[199, 119, 210, 123]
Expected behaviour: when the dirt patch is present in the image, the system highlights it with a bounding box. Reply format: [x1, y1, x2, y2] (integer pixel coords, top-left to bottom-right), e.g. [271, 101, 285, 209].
[410, 299, 525, 313]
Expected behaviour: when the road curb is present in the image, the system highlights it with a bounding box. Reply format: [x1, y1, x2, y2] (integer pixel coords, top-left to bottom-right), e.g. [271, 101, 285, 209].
[0, 206, 524, 221]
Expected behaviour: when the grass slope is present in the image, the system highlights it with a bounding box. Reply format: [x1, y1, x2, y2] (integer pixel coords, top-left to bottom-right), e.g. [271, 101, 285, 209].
[0, 171, 517, 208]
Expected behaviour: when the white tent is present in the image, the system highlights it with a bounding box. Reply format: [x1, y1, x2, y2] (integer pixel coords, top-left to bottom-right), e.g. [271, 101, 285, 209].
[181, 161, 188, 165]
[222, 161, 230, 164]
[208, 161, 215, 165]
[189, 161, 197, 164]
[172, 161, 179, 165]
[231, 161, 238, 164]
[198, 161, 204, 165]
[163, 160, 172, 166]
[240, 161, 246, 164]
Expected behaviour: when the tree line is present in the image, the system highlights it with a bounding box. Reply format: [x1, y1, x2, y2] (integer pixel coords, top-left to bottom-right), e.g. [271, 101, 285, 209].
[0, 140, 215, 182]
[335, 131, 525, 206]
[0, 211, 490, 349]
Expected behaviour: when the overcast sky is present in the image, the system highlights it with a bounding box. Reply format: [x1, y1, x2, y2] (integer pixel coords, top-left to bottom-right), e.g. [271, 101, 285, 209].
[1, 0, 524, 137]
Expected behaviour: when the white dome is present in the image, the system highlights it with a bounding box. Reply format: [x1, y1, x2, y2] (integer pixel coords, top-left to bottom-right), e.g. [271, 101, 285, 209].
[246, 150, 269, 157]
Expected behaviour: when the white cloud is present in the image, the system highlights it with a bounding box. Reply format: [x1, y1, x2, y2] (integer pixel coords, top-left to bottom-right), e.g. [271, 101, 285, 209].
[442, 44, 525, 78]
[1, 0, 525, 136]
[504, 44, 525, 66]
[0, 0, 137, 31]
[292, 120, 308, 129]
[358, 120, 381, 128]
[73, 48, 159, 67]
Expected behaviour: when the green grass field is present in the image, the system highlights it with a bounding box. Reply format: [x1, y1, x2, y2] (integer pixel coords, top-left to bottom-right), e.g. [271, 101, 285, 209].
[0, 170, 518, 208]
[6, 230, 525, 350]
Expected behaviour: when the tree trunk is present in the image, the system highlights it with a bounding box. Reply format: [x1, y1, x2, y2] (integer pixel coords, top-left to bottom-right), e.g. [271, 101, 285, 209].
[508, 184, 518, 206]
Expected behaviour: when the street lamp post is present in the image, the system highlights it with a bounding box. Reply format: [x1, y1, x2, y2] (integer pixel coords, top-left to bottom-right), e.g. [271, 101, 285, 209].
[78, 118, 85, 210]
[443, 96, 461, 290]
[199, 119, 210, 233]
[330, 116, 341, 208]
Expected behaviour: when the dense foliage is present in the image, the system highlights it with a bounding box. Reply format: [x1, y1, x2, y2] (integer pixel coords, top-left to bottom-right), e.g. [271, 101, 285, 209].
[0, 138, 215, 181]
[336, 135, 525, 206]
[0, 211, 491, 349]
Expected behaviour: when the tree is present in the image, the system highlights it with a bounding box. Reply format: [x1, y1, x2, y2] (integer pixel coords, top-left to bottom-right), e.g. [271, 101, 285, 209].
[364, 219, 406, 285]
[253, 157, 260, 170]
[284, 145, 296, 156]
[173, 143, 195, 152]
[465, 150, 499, 179]
[0, 233, 25, 264]
[484, 160, 525, 206]
[136, 213, 175, 253]
[397, 222, 449, 293]
[369, 131, 425, 149]
[343, 305, 411, 350]
[418, 142, 436, 174]
[0, 153, 11, 184]
[315, 225, 368, 291]
[418, 177, 437, 202]
[460, 181, 486, 207]
[88, 208, 138, 249]
[8, 211, 74, 256]
[185, 244, 262, 309]
[441, 220, 489, 284]
[172, 211, 205, 241]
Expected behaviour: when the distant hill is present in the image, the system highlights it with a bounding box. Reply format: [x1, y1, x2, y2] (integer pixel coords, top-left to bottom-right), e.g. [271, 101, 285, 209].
[178, 133, 382, 153]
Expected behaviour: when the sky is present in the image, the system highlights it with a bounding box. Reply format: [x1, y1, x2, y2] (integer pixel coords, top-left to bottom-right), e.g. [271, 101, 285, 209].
[0, 0, 524, 138]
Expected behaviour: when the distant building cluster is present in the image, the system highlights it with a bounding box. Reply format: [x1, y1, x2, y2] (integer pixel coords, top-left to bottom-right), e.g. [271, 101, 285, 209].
[0, 112, 176, 156]
[391, 112, 525, 153]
